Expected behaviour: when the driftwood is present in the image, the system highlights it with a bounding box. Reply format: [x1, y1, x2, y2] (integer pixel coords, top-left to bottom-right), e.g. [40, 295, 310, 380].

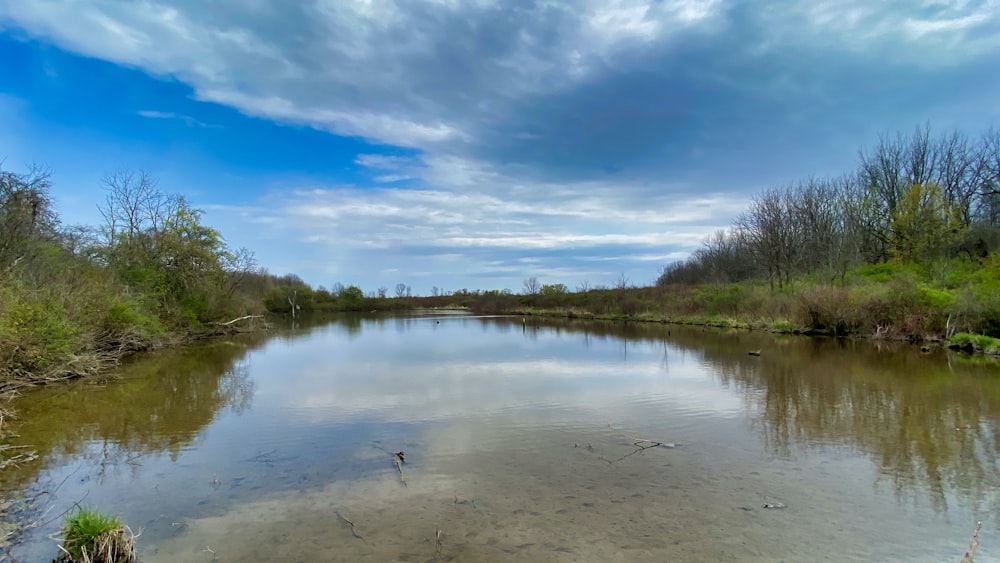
[213, 315, 264, 326]
[393, 452, 407, 487]
[960, 521, 982, 563]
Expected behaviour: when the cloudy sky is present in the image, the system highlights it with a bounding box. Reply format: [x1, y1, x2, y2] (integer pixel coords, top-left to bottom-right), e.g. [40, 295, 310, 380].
[1, 1, 998, 294]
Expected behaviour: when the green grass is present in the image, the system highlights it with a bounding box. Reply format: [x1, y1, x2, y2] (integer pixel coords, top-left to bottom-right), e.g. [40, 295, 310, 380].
[771, 320, 798, 332]
[950, 333, 1000, 355]
[60, 507, 135, 562]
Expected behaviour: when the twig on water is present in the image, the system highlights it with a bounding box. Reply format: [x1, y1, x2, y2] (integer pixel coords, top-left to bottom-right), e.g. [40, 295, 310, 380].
[393, 452, 407, 487]
[336, 511, 365, 542]
[762, 496, 786, 509]
[246, 449, 277, 465]
[435, 528, 444, 559]
[960, 521, 982, 563]
[599, 425, 676, 465]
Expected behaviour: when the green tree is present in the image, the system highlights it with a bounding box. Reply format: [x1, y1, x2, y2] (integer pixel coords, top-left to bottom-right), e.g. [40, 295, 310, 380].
[892, 183, 965, 262]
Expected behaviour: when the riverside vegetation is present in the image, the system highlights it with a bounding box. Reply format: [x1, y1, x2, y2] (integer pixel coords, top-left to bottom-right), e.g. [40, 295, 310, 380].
[2, 124, 1000, 560]
[0, 168, 391, 393]
[343, 125, 1000, 352]
[4, 123, 1000, 394]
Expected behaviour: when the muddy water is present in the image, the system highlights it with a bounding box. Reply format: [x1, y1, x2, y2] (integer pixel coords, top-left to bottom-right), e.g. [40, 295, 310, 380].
[3, 312, 1000, 562]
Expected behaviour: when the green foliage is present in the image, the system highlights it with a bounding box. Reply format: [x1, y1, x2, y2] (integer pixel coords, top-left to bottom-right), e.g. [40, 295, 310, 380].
[0, 167, 267, 386]
[950, 333, 1000, 355]
[101, 298, 162, 338]
[771, 321, 797, 332]
[60, 507, 135, 563]
[338, 286, 365, 310]
[0, 285, 81, 376]
[540, 283, 568, 296]
[916, 285, 954, 310]
[855, 261, 920, 283]
[693, 284, 746, 316]
[892, 183, 965, 262]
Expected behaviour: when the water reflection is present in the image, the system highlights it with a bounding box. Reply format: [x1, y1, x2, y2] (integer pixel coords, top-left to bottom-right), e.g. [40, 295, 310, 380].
[1, 333, 265, 492]
[3, 312, 1000, 561]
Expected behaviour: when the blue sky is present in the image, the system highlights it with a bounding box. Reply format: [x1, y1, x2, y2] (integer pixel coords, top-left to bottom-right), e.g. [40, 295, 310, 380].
[1, 1, 998, 294]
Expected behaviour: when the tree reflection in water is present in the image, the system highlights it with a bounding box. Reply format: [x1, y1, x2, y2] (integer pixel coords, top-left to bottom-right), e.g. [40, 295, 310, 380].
[1, 333, 265, 492]
[485, 317, 1000, 513]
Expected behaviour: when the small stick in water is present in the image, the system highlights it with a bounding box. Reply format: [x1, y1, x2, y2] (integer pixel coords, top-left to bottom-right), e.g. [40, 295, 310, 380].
[393, 452, 407, 487]
[960, 521, 982, 563]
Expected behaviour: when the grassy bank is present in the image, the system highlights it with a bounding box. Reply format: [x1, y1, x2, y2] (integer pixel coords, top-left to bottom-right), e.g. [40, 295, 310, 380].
[401, 257, 1000, 351]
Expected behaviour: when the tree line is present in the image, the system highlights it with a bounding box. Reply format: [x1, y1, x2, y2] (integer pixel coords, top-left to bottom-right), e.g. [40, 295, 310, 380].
[658, 125, 1000, 289]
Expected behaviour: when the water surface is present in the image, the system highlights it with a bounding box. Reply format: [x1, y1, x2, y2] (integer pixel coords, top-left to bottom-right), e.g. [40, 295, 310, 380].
[3, 311, 1000, 561]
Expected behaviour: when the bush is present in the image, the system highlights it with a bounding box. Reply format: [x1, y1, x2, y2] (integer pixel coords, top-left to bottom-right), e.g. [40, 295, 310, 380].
[795, 285, 859, 334]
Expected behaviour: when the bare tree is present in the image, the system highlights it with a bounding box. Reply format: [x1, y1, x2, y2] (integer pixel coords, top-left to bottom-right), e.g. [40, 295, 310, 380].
[615, 272, 630, 291]
[395, 282, 407, 298]
[737, 188, 796, 290]
[222, 247, 257, 297]
[522, 276, 541, 295]
[99, 169, 161, 243]
[576, 279, 592, 293]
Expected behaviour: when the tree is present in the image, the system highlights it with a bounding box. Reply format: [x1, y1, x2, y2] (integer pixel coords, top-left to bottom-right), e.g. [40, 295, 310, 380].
[0, 165, 59, 273]
[522, 276, 541, 295]
[892, 183, 964, 261]
[339, 285, 365, 309]
[541, 283, 567, 295]
[395, 283, 407, 298]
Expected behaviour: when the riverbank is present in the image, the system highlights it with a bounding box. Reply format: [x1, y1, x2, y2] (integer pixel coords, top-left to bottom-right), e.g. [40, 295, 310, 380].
[403, 269, 1000, 356]
[508, 306, 1000, 355]
[0, 316, 268, 395]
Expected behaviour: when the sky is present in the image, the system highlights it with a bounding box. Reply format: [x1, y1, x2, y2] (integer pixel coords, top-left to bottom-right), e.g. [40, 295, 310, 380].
[1, 1, 998, 295]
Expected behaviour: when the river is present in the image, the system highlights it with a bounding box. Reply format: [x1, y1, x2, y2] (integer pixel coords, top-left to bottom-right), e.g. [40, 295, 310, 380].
[2, 311, 999, 562]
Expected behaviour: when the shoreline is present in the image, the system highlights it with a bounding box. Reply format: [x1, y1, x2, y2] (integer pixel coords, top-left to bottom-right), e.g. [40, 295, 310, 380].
[504, 306, 1000, 356]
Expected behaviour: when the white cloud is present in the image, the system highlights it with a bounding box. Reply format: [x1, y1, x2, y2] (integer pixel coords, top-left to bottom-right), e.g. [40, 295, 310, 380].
[2, 0, 998, 289]
[779, 0, 1000, 58]
[202, 162, 737, 290]
[136, 109, 213, 127]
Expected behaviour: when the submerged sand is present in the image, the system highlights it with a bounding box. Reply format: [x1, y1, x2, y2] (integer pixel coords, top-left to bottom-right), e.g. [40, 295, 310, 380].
[141, 426, 906, 563]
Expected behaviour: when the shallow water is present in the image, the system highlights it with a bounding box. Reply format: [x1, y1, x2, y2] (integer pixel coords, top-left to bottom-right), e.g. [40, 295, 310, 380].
[3, 311, 1000, 562]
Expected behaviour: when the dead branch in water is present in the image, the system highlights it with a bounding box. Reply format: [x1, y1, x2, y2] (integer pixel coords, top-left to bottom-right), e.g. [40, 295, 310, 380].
[393, 452, 407, 487]
[335, 511, 365, 542]
[434, 528, 444, 559]
[599, 424, 676, 465]
[213, 315, 264, 326]
[961, 521, 982, 563]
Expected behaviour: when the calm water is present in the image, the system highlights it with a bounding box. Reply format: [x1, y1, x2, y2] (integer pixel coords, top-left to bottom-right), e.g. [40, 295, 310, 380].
[3, 311, 1000, 562]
